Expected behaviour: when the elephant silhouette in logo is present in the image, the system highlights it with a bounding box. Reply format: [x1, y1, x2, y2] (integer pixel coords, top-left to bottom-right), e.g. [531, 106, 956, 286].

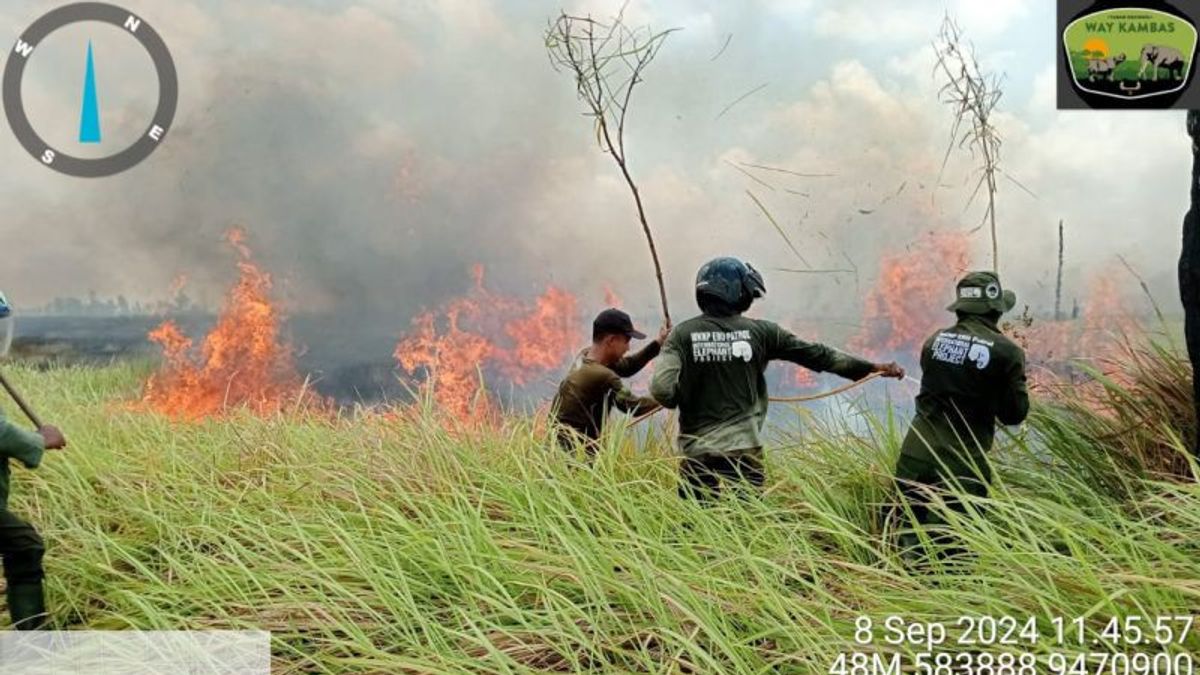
[967, 344, 991, 370]
[1087, 53, 1126, 82]
[731, 340, 753, 362]
[1139, 44, 1186, 82]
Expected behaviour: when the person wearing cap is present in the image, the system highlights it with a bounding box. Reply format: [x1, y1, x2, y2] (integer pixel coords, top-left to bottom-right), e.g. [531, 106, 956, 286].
[890, 271, 1028, 557]
[0, 291, 67, 629]
[651, 257, 905, 501]
[551, 308, 669, 458]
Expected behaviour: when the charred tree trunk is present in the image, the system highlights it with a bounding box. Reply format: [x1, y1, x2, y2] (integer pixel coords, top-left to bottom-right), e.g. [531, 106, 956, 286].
[1055, 220, 1064, 322]
[1180, 111, 1200, 456]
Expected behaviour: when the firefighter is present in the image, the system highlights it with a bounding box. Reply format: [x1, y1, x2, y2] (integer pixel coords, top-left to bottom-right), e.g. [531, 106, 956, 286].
[0, 291, 67, 629]
[650, 257, 904, 500]
[890, 271, 1029, 558]
[552, 308, 666, 459]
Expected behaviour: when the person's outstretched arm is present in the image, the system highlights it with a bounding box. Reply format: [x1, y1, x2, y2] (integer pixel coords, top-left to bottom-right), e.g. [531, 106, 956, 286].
[763, 321, 903, 381]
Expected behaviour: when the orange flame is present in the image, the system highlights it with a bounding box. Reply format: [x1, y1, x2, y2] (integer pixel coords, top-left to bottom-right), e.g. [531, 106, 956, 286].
[603, 286, 622, 308]
[393, 266, 581, 424]
[1021, 267, 1141, 397]
[1079, 274, 1140, 356]
[499, 287, 579, 384]
[168, 274, 188, 297]
[142, 229, 316, 419]
[394, 302, 501, 424]
[851, 231, 971, 359]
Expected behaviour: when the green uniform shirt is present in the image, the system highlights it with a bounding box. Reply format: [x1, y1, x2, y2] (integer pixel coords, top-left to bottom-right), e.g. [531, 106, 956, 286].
[899, 314, 1029, 478]
[552, 341, 661, 443]
[0, 407, 45, 511]
[650, 314, 874, 457]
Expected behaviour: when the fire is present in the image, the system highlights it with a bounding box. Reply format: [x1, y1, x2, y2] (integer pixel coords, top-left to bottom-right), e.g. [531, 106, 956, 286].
[393, 266, 581, 424]
[142, 229, 315, 419]
[168, 274, 188, 297]
[851, 231, 971, 359]
[1022, 267, 1141, 396]
[604, 286, 622, 308]
[1079, 274, 1140, 356]
[787, 320, 823, 389]
[845, 237, 1141, 401]
[499, 287, 579, 384]
[395, 307, 500, 423]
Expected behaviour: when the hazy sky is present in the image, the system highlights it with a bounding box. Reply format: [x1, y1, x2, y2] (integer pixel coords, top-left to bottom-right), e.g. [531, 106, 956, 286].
[0, 0, 1187, 331]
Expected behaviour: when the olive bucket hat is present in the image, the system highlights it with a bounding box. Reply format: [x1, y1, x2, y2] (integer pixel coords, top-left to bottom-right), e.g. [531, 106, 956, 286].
[947, 271, 1017, 315]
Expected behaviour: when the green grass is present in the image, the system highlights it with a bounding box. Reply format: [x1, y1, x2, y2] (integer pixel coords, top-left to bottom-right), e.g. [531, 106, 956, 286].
[1068, 51, 1147, 82]
[2, 350, 1199, 673]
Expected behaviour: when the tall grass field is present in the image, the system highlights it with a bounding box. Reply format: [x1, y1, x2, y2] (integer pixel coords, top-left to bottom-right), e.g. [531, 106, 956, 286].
[2, 340, 1199, 673]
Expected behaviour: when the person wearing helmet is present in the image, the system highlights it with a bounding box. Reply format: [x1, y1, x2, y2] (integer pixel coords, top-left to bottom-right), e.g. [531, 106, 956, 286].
[0, 291, 67, 629]
[889, 271, 1028, 558]
[553, 308, 668, 459]
[650, 258, 904, 500]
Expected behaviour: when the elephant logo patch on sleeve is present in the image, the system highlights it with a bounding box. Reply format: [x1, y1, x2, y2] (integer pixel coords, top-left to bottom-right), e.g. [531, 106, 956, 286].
[967, 343, 992, 370]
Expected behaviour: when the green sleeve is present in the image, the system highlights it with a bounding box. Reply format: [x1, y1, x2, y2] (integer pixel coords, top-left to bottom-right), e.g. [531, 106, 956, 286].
[609, 377, 660, 416]
[611, 340, 661, 378]
[0, 415, 45, 469]
[997, 348, 1029, 426]
[649, 343, 683, 409]
[762, 321, 874, 381]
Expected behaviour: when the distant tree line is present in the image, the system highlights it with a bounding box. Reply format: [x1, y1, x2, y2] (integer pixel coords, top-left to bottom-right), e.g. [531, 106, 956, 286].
[28, 291, 205, 317]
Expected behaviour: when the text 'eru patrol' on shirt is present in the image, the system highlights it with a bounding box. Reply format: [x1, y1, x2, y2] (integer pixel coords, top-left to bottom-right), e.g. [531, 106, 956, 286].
[651, 314, 874, 457]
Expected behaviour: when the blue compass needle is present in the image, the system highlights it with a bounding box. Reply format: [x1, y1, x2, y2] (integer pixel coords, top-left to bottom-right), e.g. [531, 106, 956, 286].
[79, 40, 101, 144]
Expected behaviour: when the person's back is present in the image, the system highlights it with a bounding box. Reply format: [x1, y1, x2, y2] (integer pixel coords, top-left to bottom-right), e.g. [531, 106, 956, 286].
[652, 257, 902, 498]
[899, 272, 1029, 481]
[658, 312, 882, 455]
[891, 271, 1028, 559]
[902, 314, 1028, 477]
[662, 313, 765, 453]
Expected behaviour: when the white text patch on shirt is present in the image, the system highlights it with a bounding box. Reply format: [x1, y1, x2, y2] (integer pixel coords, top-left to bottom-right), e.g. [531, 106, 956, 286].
[690, 330, 754, 363]
[931, 332, 994, 370]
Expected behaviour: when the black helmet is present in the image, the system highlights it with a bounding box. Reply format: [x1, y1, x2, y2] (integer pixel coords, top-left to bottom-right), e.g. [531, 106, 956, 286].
[695, 257, 766, 313]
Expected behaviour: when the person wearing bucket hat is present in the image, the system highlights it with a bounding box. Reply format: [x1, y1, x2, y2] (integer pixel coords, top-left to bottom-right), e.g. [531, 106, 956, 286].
[945, 271, 1018, 316]
[552, 308, 669, 459]
[888, 271, 1028, 561]
[651, 257, 904, 501]
[0, 291, 68, 629]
